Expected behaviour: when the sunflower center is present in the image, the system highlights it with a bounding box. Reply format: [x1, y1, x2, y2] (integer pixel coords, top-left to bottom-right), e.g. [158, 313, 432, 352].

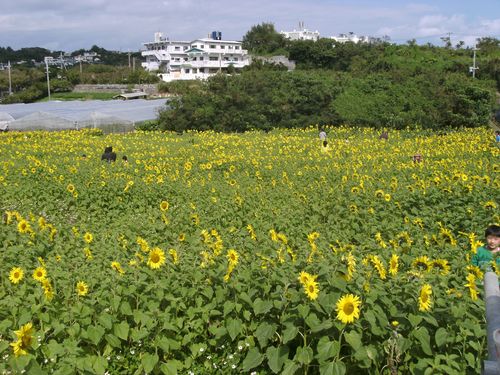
[343, 302, 354, 315]
[151, 254, 160, 263]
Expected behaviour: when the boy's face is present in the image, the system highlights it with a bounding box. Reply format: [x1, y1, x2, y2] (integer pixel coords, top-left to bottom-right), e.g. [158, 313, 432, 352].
[486, 235, 500, 250]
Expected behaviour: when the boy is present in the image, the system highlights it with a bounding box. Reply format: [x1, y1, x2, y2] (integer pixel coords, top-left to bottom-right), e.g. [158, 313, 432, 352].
[471, 225, 500, 269]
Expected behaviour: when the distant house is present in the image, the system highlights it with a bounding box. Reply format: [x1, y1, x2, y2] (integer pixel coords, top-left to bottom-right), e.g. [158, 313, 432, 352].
[141, 31, 250, 82]
[280, 22, 320, 41]
[113, 92, 148, 100]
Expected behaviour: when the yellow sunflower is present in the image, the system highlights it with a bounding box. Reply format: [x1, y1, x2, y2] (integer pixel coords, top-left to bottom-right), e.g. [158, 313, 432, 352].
[169, 248, 179, 264]
[76, 281, 89, 296]
[83, 232, 93, 244]
[227, 249, 239, 266]
[389, 254, 399, 276]
[304, 279, 319, 300]
[432, 259, 450, 275]
[66, 184, 75, 193]
[9, 267, 24, 284]
[418, 284, 432, 312]
[32, 267, 47, 282]
[10, 322, 33, 357]
[160, 200, 169, 211]
[17, 219, 31, 234]
[298, 271, 313, 285]
[336, 294, 361, 324]
[111, 261, 125, 274]
[147, 247, 166, 269]
[412, 256, 431, 272]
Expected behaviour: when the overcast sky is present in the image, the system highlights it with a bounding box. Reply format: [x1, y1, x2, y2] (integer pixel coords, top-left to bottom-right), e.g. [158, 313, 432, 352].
[1, 0, 499, 52]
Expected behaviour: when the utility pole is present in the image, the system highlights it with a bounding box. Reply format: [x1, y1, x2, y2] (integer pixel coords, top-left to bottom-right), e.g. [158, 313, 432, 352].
[470, 46, 479, 78]
[44, 57, 51, 101]
[7, 61, 12, 95]
[128, 50, 131, 69]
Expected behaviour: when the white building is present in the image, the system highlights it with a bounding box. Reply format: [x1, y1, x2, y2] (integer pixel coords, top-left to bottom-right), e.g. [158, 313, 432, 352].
[280, 22, 320, 41]
[331, 33, 374, 44]
[141, 32, 250, 81]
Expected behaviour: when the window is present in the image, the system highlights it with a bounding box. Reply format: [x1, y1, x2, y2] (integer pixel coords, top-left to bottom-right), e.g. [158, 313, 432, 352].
[209, 57, 218, 61]
[210, 45, 216, 49]
[220, 45, 225, 49]
[200, 45, 204, 48]
[174, 46, 180, 51]
[185, 69, 190, 73]
[228, 45, 233, 49]
[235, 46, 240, 50]
[192, 57, 197, 61]
[199, 57, 204, 61]
[192, 45, 197, 48]
[183, 58, 188, 61]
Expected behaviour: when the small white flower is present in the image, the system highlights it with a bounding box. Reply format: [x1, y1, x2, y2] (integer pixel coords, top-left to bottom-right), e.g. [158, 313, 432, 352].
[199, 347, 205, 353]
[231, 364, 236, 369]
[228, 354, 234, 359]
[188, 372, 194, 375]
[251, 372, 257, 375]
[207, 355, 212, 360]
[130, 349, 135, 355]
[245, 342, 250, 347]
[213, 363, 217, 368]
[106, 356, 110, 361]
[238, 345, 243, 350]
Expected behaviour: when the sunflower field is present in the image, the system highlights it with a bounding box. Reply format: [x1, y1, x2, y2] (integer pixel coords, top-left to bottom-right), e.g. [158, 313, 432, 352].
[0, 127, 498, 374]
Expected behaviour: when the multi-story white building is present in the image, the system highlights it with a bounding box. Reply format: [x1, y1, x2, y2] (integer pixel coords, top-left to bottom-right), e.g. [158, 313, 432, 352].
[141, 32, 250, 81]
[280, 22, 320, 41]
[331, 33, 374, 44]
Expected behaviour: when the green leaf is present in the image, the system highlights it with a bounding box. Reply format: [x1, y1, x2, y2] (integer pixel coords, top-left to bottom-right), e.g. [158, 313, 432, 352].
[294, 346, 313, 365]
[105, 334, 121, 348]
[408, 313, 423, 327]
[254, 298, 273, 315]
[255, 322, 276, 348]
[413, 327, 432, 356]
[282, 324, 299, 344]
[319, 361, 346, 375]
[98, 314, 113, 330]
[226, 318, 243, 341]
[242, 347, 264, 371]
[344, 330, 362, 350]
[160, 361, 178, 375]
[141, 353, 159, 373]
[113, 321, 129, 340]
[281, 360, 300, 375]
[120, 301, 133, 316]
[92, 356, 107, 375]
[297, 304, 310, 318]
[86, 325, 105, 346]
[316, 336, 339, 361]
[435, 327, 447, 348]
[266, 345, 289, 373]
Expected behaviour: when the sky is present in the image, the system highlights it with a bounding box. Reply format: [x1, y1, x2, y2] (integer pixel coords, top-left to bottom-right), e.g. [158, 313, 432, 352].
[0, 0, 499, 52]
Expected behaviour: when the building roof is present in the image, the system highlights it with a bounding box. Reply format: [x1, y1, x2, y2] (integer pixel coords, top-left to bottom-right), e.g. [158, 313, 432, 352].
[113, 92, 148, 100]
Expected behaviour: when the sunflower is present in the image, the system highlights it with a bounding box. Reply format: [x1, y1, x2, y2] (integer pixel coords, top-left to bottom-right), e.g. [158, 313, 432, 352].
[389, 254, 399, 276]
[83, 232, 93, 244]
[10, 322, 33, 357]
[41, 279, 54, 301]
[178, 233, 186, 242]
[384, 193, 391, 202]
[169, 248, 179, 264]
[9, 267, 24, 284]
[464, 273, 479, 301]
[432, 259, 450, 275]
[111, 261, 125, 274]
[160, 200, 169, 211]
[304, 279, 319, 300]
[418, 284, 432, 312]
[336, 294, 361, 324]
[483, 201, 497, 209]
[76, 281, 89, 296]
[147, 247, 166, 269]
[227, 249, 239, 266]
[375, 190, 385, 198]
[412, 256, 431, 272]
[66, 184, 75, 193]
[17, 219, 31, 234]
[298, 271, 313, 285]
[32, 267, 47, 282]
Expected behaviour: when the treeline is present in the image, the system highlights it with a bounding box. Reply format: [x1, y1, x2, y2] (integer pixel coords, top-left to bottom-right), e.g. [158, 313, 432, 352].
[159, 69, 494, 132]
[0, 45, 140, 66]
[157, 24, 499, 131]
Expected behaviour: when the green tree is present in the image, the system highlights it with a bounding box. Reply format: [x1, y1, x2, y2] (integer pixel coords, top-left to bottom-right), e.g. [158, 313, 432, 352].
[242, 23, 286, 54]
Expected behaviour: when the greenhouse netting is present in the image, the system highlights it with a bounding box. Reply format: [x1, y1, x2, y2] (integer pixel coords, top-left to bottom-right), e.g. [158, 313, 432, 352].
[0, 99, 167, 132]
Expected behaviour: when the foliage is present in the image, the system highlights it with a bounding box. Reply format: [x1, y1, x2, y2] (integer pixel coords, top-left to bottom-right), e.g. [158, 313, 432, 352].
[0, 127, 498, 374]
[158, 69, 495, 131]
[242, 23, 287, 54]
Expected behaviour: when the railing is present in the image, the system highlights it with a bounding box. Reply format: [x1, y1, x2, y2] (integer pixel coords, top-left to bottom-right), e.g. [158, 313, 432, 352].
[482, 271, 500, 374]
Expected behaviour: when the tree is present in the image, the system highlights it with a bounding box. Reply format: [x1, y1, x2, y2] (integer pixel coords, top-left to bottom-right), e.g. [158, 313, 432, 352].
[242, 23, 286, 54]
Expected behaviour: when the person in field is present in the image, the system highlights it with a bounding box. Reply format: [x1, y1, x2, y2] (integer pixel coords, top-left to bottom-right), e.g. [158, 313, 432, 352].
[101, 146, 117, 163]
[471, 225, 500, 269]
[321, 140, 331, 153]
